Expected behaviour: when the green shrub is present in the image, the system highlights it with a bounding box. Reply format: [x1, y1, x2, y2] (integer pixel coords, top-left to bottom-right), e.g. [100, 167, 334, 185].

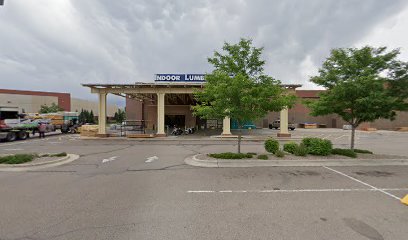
[275, 150, 285, 158]
[0, 154, 38, 164]
[294, 143, 308, 156]
[208, 152, 253, 159]
[264, 138, 279, 154]
[302, 137, 332, 156]
[247, 152, 257, 156]
[332, 148, 357, 158]
[302, 138, 314, 147]
[283, 142, 298, 154]
[353, 149, 373, 154]
[257, 154, 268, 160]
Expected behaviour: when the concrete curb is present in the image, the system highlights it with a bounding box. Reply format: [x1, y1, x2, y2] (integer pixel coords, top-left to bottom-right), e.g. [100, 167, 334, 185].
[0, 154, 80, 172]
[185, 154, 408, 168]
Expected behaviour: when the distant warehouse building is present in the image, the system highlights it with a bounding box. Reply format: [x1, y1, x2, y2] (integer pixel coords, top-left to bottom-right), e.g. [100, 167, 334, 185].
[0, 89, 119, 117]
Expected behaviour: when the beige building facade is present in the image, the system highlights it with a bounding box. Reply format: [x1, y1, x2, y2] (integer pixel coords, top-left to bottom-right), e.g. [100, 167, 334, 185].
[0, 89, 119, 117]
[0, 93, 58, 113]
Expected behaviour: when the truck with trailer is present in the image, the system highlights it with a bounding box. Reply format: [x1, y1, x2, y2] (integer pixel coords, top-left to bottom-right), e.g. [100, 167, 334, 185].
[0, 109, 80, 142]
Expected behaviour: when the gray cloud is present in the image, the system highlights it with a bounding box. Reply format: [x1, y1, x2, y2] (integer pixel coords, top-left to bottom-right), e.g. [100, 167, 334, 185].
[1, 0, 408, 102]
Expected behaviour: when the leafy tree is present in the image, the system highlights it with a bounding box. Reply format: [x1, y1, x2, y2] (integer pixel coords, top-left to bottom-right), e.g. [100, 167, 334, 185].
[193, 38, 296, 153]
[39, 102, 64, 113]
[307, 46, 408, 149]
[114, 109, 126, 123]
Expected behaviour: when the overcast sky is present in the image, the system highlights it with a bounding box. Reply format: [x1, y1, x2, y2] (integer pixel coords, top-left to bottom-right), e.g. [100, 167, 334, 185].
[1, 0, 408, 105]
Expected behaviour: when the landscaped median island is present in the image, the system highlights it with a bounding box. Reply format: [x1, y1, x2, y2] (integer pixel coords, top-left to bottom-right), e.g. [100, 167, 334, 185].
[206, 137, 387, 160]
[0, 152, 79, 172]
[186, 137, 408, 167]
[0, 152, 68, 165]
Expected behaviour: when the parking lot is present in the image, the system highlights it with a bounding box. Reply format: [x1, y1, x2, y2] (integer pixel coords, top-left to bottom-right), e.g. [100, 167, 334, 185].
[0, 129, 407, 239]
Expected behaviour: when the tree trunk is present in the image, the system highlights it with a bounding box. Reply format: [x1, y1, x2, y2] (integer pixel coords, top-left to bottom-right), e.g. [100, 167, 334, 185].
[350, 125, 356, 150]
[237, 129, 242, 153]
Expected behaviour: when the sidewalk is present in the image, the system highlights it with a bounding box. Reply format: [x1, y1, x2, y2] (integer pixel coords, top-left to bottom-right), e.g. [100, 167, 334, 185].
[81, 134, 302, 142]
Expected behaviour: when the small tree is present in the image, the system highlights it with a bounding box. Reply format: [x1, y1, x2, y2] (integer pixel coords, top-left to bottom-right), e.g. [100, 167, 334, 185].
[114, 109, 126, 123]
[39, 102, 64, 113]
[307, 46, 408, 149]
[89, 110, 95, 124]
[193, 38, 295, 153]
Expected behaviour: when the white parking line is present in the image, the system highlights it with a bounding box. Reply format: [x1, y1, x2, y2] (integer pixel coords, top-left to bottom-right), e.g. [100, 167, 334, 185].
[187, 188, 408, 193]
[334, 135, 348, 140]
[323, 166, 401, 200]
[102, 156, 118, 163]
[145, 156, 159, 163]
[322, 134, 332, 139]
[3, 148, 23, 151]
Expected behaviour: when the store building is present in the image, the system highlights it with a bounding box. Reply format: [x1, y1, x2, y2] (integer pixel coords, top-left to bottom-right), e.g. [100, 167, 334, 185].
[83, 74, 408, 137]
[83, 74, 300, 137]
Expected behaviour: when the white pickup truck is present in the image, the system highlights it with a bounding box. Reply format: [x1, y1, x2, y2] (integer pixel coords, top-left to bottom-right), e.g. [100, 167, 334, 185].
[269, 120, 296, 131]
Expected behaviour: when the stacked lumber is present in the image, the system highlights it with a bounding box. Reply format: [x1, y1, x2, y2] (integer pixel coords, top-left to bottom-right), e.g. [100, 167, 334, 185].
[395, 127, 408, 132]
[361, 127, 377, 131]
[304, 123, 317, 129]
[79, 125, 99, 137]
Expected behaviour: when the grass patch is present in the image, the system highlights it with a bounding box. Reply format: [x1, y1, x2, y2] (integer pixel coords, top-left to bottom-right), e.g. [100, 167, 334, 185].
[52, 152, 67, 157]
[332, 148, 357, 158]
[0, 154, 38, 164]
[293, 143, 308, 156]
[208, 152, 253, 159]
[257, 154, 268, 160]
[353, 149, 373, 154]
[40, 152, 67, 158]
[275, 150, 285, 158]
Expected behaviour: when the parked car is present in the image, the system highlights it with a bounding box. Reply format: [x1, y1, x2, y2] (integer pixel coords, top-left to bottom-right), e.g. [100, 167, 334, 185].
[269, 120, 296, 131]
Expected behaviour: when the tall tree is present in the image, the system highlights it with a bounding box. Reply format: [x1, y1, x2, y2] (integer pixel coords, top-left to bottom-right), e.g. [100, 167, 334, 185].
[89, 110, 95, 124]
[193, 38, 295, 153]
[307, 46, 408, 149]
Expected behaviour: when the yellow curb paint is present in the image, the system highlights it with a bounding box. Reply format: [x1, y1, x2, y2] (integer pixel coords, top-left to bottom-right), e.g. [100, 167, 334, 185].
[401, 195, 408, 206]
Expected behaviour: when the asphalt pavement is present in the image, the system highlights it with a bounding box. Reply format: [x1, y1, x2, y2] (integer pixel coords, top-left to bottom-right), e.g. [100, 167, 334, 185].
[0, 130, 407, 239]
